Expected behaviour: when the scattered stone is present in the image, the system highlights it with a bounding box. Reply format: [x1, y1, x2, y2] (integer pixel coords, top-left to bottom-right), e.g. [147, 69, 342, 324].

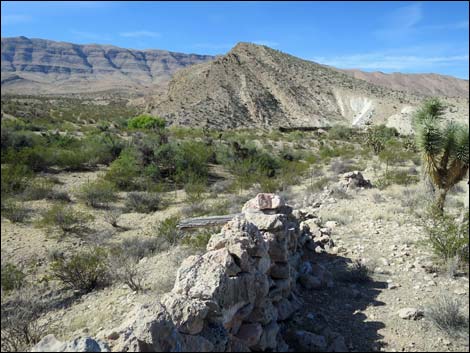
[398, 308, 424, 320]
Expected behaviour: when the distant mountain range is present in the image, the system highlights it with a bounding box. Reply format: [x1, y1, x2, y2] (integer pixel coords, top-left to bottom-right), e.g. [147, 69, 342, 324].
[1, 37, 468, 131]
[1, 36, 214, 95]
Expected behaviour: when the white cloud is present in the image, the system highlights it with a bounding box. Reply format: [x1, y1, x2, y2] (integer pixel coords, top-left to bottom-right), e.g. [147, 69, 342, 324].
[374, 2, 423, 40]
[119, 31, 161, 38]
[312, 52, 469, 72]
[1, 14, 32, 25]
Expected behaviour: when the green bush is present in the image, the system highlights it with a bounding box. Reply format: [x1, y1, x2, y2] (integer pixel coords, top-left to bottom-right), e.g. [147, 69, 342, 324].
[125, 192, 162, 213]
[425, 208, 469, 265]
[38, 204, 93, 235]
[78, 179, 118, 208]
[20, 178, 54, 201]
[181, 229, 214, 249]
[128, 114, 166, 130]
[328, 125, 357, 140]
[157, 216, 182, 246]
[366, 125, 399, 155]
[49, 248, 109, 292]
[1, 200, 29, 223]
[1, 263, 26, 291]
[105, 149, 140, 190]
[1, 164, 33, 196]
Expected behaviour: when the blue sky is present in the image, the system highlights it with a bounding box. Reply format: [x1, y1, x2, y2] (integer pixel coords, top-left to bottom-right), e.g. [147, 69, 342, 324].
[2, 1, 469, 78]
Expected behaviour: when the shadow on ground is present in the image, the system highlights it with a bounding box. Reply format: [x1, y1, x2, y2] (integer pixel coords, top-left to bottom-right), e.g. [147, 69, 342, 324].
[289, 251, 388, 352]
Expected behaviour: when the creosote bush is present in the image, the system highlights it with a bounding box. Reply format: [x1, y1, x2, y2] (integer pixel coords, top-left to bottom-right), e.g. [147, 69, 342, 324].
[335, 260, 372, 283]
[1, 200, 29, 223]
[38, 204, 93, 235]
[125, 192, 162, 213]
[78, 179, 118, 208]
[127, 114, 166, 130]
[425, 207, 469, 266]
[1, 263, 26, 292]
[427, 294, 469, 337]
[1, 288, 47, 352]
[156, 216, 182, 246]
[49, 248, 109, 292]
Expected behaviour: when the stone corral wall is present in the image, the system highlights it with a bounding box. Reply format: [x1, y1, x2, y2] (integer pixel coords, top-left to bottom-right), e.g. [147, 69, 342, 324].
[33, 194, 331, 352]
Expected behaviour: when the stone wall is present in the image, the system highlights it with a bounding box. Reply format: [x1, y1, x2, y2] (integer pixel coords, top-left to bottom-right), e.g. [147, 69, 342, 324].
[32, 194, 329, 352]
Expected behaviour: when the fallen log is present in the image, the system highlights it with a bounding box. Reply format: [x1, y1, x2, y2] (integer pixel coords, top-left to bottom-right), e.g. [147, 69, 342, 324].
[177, 214, 242, 230]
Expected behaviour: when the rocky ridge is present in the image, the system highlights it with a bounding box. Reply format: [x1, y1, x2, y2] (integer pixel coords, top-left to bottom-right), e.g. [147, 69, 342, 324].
[150, 43, 468, 132]
[31, 193, 343, 352]
[340, 69, 469, 99]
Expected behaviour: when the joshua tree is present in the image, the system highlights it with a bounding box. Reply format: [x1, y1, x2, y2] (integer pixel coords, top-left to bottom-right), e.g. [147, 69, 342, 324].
[414, 98, 469, 213]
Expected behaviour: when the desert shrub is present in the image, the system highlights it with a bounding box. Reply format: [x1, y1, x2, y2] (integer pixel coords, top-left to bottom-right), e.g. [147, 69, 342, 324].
[47, 190, 72, 202]
[49, 248, 109, 292]
[125, 192, 162, 213]
[278, 160, 309, 189]
[1, 289, 47, 352]
[328, 125, 357, 140]
[20, 178, 54, 201]
[427, 294, 469, 337]
[366, 125, 399, 154]
[52, 148, 90, 171]
[108, 248, 144, 292]
[257, 176, 282, 193]
[1, 263, 26, 292]
[425, 207, 469, 265]
[128, 114, 166, 130]
[1, 164, 33, 196]
[173, 141, 213, 183]
[156, 216, 182, 246]
[335, 260, 372, 283]
[78, 179, 117, 208]
[1, 200, 29, 223]
[38, 204, 93, 235]
[83, 132, 123, 165]
[104, 209, 122, 228]
[307, 176, 330, 193]
[184, 176, 208, 212]
[120, 236, 165, 259]
[181, 229, 214, 250]
[105, 149, 140, 190]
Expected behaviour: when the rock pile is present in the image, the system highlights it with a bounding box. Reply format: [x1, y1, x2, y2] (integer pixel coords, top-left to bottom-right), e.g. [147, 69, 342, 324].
[338, 171, 373, 191]
[32, 193, 333, 352]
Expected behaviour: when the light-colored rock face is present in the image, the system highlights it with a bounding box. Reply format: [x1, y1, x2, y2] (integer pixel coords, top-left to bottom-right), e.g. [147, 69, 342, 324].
[150, 42, 469, 130]
[340, 69, 469, 99]
[32, 193, 327, 352]
[1, 37, 214, 94]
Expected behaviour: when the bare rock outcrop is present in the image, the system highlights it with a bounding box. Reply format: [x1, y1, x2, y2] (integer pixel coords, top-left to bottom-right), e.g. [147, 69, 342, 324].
[338, 171, 373, 191]
[32, 193, 335, 352]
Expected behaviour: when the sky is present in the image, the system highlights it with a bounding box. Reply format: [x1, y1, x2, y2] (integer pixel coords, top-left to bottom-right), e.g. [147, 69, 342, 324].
[1, 1, 469, 79]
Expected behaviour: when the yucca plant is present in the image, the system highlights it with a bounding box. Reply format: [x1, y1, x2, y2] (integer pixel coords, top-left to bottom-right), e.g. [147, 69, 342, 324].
[414, 98, 469, 213]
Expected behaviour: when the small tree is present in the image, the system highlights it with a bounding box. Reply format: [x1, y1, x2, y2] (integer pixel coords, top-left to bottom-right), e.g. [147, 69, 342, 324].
[413, 98, 469, 212]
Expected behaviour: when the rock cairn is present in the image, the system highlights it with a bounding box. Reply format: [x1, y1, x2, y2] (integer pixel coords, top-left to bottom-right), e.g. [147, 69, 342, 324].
[32, 193, 330, 352]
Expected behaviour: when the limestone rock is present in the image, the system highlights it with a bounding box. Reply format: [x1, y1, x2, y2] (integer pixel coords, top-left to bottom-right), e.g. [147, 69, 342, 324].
[398, 308, 424, 320]
[31, 334, 110, 352]
[161, 294, 209, 335]
[242, 193, 285, 212]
